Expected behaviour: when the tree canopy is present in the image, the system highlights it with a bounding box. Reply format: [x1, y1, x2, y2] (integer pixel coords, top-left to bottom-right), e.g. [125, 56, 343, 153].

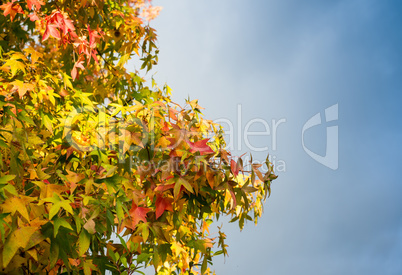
[0, 0, 277, 274]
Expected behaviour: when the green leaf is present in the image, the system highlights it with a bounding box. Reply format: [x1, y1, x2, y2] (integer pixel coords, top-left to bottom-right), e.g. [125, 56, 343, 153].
[179, 178, 194, 193]
[0, 175, 16, 184]
[78, 229, 91, 256]
[116, 199, 124, 222]
[0, 139, 7, 148]
[142, 224, 149, 242]
[17, 111, 35, 126]
[49, 241, 59, 268]
[201, 256, 208, 274]
[116, 234, 128, 251]
[54, 218, 74, 238]
[49, 199, 74, 220]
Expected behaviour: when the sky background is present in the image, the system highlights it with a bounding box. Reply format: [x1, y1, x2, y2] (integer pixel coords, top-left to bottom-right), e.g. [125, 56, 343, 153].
[129, 0, 402, 274]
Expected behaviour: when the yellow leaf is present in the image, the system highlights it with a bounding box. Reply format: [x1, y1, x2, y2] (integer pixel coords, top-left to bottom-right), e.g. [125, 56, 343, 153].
[3, 226, 37, 267]
[156, 136, 170, 148]
[1, 197, 30, 221]
[26, 248, 38, 261]
[65, 170, 85, 192]
[40, 184, 68, 199]
[1, 59, 26, 77]
[178, 178, 194, 193]
[23, 47, 43, 64]
[10, 52, 27, 61]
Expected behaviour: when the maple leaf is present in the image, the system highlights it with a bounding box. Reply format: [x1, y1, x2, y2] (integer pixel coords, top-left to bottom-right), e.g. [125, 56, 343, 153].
[0, 0, 24, 22]
[71, 57, 85, 80]
[28, 12, 40, 21]
[1, 58, 26, 76]
[24, 46, 43, 64]
[155, 195, 173, 219]
[26, 0, 44, 10]
[187, 138, 215, 155]
[154, 183, 175, 192]
[128, 202, 150, 228]
[88, 25, 100, 48]
[168, 108, 178, 120]
[65, 170, 85, 193]
[230, 159, 239, 176]
[61, 15, 75, 35]
[11, 80, 34, 98]
[161, 122, 170, 131]
[3, 226, 38, 267]
[141, 5, 162, 21]
[42, 23, 60, 41]
[1, 197, 30, 221]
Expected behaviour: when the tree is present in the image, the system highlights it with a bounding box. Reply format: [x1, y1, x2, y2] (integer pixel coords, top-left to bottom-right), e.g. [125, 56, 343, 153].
[0, 0, 277, 274]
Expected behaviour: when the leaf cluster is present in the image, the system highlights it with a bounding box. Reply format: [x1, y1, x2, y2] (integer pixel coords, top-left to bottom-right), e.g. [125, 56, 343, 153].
[0, 1, 277, 274]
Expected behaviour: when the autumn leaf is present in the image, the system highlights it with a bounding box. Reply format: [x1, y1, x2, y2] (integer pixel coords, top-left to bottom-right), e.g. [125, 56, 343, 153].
[1, 196, 31, 221]
[230, 159, 239, 176]
[0, 0, 24, 22]
[154, 183, 175, 192]
[26, 0, 45, 10]
[0, 0, 278, 273]
[78, 229, 91, 256]
[141, 5, 163, 21]
[0, 175, 16, 184]
[3, 226, 37, 267]
[187, 138, 215, 155]
[155, 195, 173, 219]
[42, 23, 60, 41]
[1, 59, 25, 76]
[71, 57, 85, 80]
[128, 202, 150, 228]
[83, 218, 96, 234]
[54, 217, 74, 237]
[24, 46, 43, 64]
[11, 80, 34, 98]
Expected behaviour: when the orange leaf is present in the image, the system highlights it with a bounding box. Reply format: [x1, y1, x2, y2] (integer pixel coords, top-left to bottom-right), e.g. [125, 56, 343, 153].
[0, 1, 24, 22]
[26, 0, 44, 10]
[128, 202, 149, 228]
[11, 80, 34, 98]
[206, 170, 215, 189]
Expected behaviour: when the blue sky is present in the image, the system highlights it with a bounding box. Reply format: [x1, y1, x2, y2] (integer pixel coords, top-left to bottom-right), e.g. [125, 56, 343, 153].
[132, 0, 402, 274]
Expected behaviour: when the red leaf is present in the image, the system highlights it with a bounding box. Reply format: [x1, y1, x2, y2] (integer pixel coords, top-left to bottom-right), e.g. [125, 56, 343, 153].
[88, 25, 100, 48]
[42, 23, 60, 41]
[62, 17, 75, 35]
[155, 195, 173, 219]
[230, 159, 239, 176]
[91, 49, 99, 64]
[187, 138, 215, 155]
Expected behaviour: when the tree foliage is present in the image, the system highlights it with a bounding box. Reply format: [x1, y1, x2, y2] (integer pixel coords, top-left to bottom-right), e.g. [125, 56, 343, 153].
[0, 0, 277, 274]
